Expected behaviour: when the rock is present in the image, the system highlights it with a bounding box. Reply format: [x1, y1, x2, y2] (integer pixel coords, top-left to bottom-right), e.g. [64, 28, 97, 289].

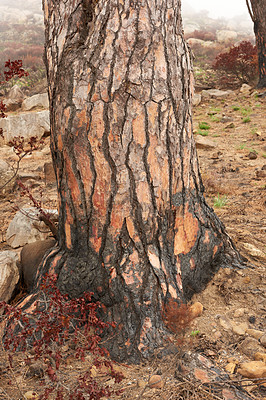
[192, 93, 201, 106]
[259, 334, 266, 348]
[248, 151, 257, 159]
[256, 170, 266, 179]
[0, 159, 16, 195]
[26, 363, 44, 379]
[231, 321, 248, 336]
[4, 85, 24, 111]
[216, 30, 238, 43]
[239, 337, 265, 358]
[240, 84, 252, 94]
[238, 361, 266, 379]
[225, 123, 235, 129]
[20, 238, 56, 291]
[44, 162, 56, 184]
[225, 362, 236, 374]
[0, 110, 50, 143]
[24, 391, 39, 400]
[246, 329, 264, 340]
[242, 243, 266, 259]
[148, 375, 164, 389]
[190, 302, 203, 318]
[220, 116, 233, 124]
[195, 136, 216, 150]
[201, 89, 234, 99]
[233, 308, 245, 318]
[22, 93, 49, 111]
[0, 251, 19, 302]
[6, 208, 57, 248]
[248, 315, 256, 324]
[219, 316, 232, 331]
[254, 353, 266, 363]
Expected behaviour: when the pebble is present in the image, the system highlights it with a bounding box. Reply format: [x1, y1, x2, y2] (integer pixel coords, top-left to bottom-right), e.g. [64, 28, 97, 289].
[233, 308, 245, 318]
[248, 151, 257, 159]
[254, 352, 266, 363]
[24, 392, 39, 400]
[148, 375, 165, 389]
[231, 321, 248, 336]
[225, 362, 236, 374]
[190, 302, 204, 318]
[259, 334, 266, 348]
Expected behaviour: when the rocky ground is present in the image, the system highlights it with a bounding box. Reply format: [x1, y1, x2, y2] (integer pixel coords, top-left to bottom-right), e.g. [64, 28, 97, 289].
[0, 85, 265, 399]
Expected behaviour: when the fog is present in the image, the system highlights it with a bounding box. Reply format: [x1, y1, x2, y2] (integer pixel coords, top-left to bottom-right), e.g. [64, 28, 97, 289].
[183, 0, 250, 19]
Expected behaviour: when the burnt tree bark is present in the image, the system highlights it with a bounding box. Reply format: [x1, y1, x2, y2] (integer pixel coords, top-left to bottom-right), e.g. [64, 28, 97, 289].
[246, 0, 266, 88]
[20, 0, 245, 362]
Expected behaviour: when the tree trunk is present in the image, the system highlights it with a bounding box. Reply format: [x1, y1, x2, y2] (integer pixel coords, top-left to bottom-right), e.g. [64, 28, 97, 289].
[20, 0, 245, 362]
[247, 0, 266, 88]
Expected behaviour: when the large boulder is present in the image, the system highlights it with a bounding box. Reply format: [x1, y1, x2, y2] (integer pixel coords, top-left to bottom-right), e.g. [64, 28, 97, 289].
[0, 110, 50, 143]
[20, 238, 56, 291]
[22, 93, 49, 111]
[6, 208, 57, 248]
[0, 251, 19, 302]
[4, 85, 25, 112]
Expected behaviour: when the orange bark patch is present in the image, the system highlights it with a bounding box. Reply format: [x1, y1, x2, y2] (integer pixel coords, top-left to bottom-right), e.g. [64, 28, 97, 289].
[204, 230, 210, 244]
[174, 204, 199, 255]
[132, 107, 146, 147]
[190, 257, 196, 270]
[138, 317, 152, 352]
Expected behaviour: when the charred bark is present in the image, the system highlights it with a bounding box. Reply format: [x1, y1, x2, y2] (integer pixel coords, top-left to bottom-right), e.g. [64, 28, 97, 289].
[18, 0, 246, 363]
[246, 0, 266, 88]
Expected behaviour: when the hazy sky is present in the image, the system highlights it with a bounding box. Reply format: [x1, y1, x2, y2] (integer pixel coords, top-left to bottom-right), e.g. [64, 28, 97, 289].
[185, 0, 249, 19]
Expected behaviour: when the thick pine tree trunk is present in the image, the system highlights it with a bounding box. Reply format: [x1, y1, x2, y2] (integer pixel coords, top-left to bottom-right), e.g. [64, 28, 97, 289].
[247, 0, 266, 88]
[20, 0, 245, 362]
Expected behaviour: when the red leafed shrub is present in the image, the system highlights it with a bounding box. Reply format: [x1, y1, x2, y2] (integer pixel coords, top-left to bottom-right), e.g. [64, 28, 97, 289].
[0, 274, 124, 399]
[213, 41, 258, 86]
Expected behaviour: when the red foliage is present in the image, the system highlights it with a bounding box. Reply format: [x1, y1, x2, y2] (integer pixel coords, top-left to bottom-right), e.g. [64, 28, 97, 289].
[0, 274, 124, 399]
[213, 41, 258, 85]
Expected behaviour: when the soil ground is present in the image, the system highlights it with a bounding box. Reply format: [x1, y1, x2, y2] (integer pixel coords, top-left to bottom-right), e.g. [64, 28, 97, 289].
[0, 87, 265, 399]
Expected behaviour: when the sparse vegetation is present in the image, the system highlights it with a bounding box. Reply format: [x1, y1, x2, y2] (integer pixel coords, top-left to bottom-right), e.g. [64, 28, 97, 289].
[243, 116, 251, 123]
[213, 194, 228, 208]
[198, 121, 211, 130]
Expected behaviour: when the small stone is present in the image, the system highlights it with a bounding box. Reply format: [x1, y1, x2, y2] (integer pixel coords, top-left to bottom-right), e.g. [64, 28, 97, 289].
[248, 151, 257, 159]
[254, 352, 266, 363]
[190, 302, 203, 318]
[259, 334, 266, 348]
[148, 375, 164, 389]
[246, 329, 264, 340]
[227, 357, 238, 363]
[231, 321, 248, 336]
[239, 337, 265, 358]
[256, 170, 266, 179]
[248, 315, 256, 324]
[233, 308, 245, 318]
[24, 391, 39, 400]
[26, 363, 44, 379]
[243, 276, 251, 284]
[225, 122, 235, 129]
[225, 362, 236, 374]
[219, 316, 232, 331]
[238, 361, 266, 379]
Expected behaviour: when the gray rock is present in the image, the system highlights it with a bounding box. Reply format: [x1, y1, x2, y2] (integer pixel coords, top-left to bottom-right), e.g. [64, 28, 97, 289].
[192, 93, 201, 107]
[0, 110, 50, 143]
[4, 85, 24, 112]
[0, 251, 19, 302]
[22, 93, 49, 111]
[239, 337, 265, 358]
[195, 135, 216, 150]
[240, 84, 252, 94]
[201, 89, 234, 99]
[6, 208, 57, 248]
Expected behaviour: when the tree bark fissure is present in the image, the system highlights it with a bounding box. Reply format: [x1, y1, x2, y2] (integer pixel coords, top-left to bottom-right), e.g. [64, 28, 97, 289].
[18, 0, 247, 362]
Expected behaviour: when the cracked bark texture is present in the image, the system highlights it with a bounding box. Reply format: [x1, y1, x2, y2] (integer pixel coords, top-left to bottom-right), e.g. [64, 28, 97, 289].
[24, 0, 246, 362]
[247, 0, 266, 88]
